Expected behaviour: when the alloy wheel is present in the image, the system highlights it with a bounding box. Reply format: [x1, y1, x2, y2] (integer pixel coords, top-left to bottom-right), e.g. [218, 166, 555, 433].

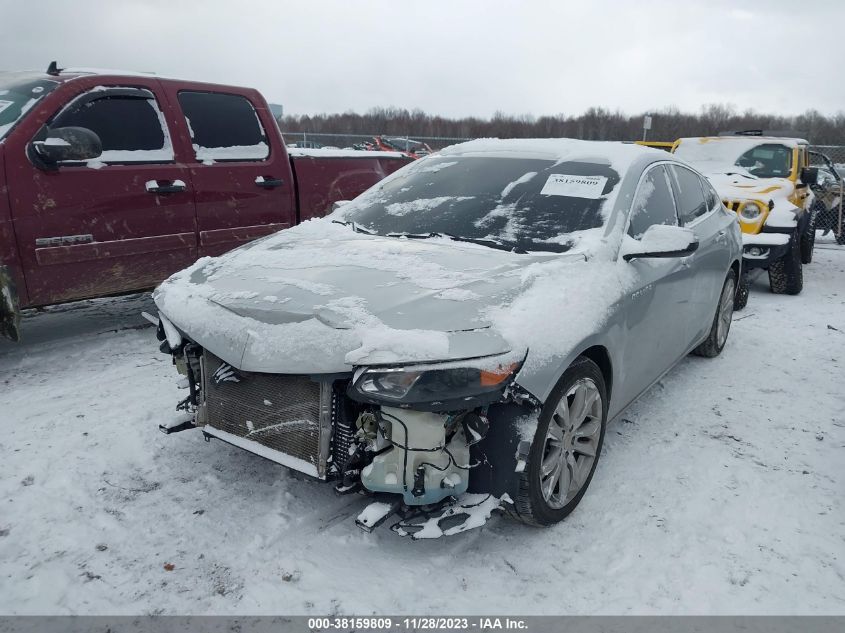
[716, 277, 736, 348]
[539, 378, 603, 510]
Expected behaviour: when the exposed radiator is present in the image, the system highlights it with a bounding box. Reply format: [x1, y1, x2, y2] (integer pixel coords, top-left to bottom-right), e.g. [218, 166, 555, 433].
[201, 353, 333, 478]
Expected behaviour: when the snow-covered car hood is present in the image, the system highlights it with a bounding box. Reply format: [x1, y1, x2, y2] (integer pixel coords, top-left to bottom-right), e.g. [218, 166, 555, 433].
[699, 167, 794, 202]
[153, 220, 585, 373]
[684, 163, 802, 230]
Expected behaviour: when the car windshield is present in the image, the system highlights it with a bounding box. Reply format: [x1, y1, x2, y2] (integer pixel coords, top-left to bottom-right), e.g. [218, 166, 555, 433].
[675, 139, 793, 179]
[734, 144, 792, 178]
[0, 74, 59, 141]
[339, 156, 620, 253]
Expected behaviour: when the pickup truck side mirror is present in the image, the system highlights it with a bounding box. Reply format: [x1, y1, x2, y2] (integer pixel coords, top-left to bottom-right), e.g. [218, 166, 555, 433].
[800, 166, 819, 186]
[622, 225, 699, 262]
[29, 126, 102, 170]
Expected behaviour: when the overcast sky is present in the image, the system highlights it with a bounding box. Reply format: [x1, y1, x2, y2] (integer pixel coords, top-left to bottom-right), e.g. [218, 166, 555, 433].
[2, 0, 843, 119]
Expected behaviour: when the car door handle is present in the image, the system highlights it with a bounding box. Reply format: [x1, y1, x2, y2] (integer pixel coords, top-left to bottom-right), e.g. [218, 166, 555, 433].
[146, 179, 187, 194]
[255, 176, 284, 188]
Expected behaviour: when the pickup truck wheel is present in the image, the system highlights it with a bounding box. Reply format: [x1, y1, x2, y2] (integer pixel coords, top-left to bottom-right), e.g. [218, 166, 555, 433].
[693, 270, 736, 358]
[800, 210, 817, 264]
[837, 216, 845, 246]
[768, 232, 803, 295]
[506, 357, 607, 527]
[734, 270, 749, 311]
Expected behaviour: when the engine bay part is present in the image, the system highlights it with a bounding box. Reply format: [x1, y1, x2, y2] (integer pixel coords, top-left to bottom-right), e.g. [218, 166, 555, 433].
[360, 407, 471, 505]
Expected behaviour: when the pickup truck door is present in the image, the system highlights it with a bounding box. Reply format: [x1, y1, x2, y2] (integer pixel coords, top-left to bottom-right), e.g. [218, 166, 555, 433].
[157, 85, 297, 258]
[5, 79, 198, 306]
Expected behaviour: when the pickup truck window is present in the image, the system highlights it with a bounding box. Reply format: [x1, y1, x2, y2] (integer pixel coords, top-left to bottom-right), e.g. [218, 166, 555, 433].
[0, 74, 58, 141]
[177, 91, 269, 162]
[51, 90, 174, 163]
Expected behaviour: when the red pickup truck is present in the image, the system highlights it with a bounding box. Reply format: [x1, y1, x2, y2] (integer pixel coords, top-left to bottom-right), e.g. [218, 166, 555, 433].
[0, 65, 411, 341]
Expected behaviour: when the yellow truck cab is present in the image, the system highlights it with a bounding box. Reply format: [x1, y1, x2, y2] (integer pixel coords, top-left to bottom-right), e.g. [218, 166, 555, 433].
[672, 132, 818, 307]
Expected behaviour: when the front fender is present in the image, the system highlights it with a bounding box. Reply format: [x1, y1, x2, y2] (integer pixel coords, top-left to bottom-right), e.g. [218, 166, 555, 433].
[515, 328, 622, 411]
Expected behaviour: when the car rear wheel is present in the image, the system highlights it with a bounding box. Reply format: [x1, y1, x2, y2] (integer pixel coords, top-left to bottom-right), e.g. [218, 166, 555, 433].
[506, 357, 607, 526]
[768, 231, 803, 295]
[693, 269, 736, 358]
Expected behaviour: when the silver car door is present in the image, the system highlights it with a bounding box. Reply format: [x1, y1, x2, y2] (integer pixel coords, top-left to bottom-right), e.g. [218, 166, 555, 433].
[668, 165, 733, 346]
[617, 164, 695, 408]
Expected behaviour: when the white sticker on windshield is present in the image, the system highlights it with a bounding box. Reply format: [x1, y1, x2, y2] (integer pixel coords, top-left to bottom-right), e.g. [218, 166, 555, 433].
[0, 100, 14, 115]
[540, 174, 607, 199]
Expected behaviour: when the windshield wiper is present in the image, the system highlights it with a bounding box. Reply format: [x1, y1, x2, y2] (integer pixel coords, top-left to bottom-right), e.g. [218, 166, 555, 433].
[331, 219, 377, 235]
[385, 231, 527, 254]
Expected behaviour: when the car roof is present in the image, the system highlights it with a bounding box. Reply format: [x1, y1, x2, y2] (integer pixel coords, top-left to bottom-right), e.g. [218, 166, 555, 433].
[439, 138, 671, 175]
[677, 136, 808, 148]
[2, 68, 259, 97]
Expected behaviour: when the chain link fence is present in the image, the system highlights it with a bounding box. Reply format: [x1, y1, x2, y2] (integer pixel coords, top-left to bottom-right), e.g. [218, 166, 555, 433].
[280, 131, 471, 151]
[809, 145, 845, 244]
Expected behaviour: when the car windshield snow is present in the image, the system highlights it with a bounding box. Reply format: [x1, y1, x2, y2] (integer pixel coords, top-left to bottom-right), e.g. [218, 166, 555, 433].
[340, 156, 621, 253]
[0, 74, 59, 141]
[674, 139, 793, 179]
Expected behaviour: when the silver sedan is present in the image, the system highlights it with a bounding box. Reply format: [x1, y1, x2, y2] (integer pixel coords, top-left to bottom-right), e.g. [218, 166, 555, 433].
[152, 139, 742, 533]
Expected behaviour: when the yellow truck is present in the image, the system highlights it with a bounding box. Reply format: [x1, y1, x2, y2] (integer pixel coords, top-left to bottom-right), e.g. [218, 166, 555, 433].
[670, 133, 818, 308]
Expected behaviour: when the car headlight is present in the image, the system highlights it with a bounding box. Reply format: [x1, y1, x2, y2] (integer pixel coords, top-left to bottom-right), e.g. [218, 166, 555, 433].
[350, 358, 523, 410]
[740, 201, 763, 221]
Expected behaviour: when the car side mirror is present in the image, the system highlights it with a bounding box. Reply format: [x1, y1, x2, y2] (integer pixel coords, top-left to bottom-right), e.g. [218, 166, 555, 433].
[622, 225, 699, 261]
[29, 126, 102, 169]
[800, 166, 819, 186]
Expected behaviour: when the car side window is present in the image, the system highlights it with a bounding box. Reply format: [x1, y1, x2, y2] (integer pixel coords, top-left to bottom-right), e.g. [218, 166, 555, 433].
[669, 165, 709, 225]
[177, 91, 269, 162]
[627, 165, 678, 239]
[51, 91, 174, 163]
[700, 175, 721, 211]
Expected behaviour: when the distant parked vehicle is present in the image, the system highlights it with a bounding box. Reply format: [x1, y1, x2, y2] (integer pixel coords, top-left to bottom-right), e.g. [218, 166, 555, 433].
[151, 139, 741, 535]
[673, 132, 818, 307]
[809, 151, 845, 245]
[0, 63, 411, 341]
[360, 136, 433, 159]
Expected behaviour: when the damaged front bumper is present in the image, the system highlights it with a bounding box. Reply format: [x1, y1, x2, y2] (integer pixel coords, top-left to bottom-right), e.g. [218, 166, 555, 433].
[151, 311, 539, 534]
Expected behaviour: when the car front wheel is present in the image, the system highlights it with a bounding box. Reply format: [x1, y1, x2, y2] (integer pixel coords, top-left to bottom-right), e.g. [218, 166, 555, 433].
[768, 231, 803, 295]
[507, 357, 607, 526]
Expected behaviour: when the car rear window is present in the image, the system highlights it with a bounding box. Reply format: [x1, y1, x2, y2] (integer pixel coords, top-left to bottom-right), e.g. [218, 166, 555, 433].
[178, 91, 269, 162]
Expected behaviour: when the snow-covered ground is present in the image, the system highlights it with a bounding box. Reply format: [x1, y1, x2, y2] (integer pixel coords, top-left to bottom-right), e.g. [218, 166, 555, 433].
[1, 236, 843, 616]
